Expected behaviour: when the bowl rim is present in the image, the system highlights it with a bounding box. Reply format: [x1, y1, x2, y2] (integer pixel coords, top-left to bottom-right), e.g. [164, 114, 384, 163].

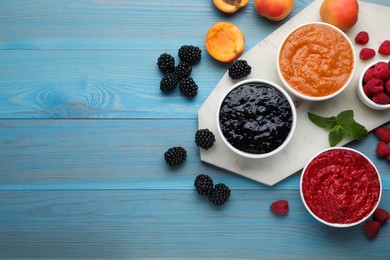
[216, 78, 297, 159]
[357, 59, 390, 110]
[276, 22, 356, 101]
[299, 147, 382, 228]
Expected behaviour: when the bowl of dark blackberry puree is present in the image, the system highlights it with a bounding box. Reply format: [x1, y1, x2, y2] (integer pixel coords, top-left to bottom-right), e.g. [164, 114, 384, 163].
[217, 79, 296, 159]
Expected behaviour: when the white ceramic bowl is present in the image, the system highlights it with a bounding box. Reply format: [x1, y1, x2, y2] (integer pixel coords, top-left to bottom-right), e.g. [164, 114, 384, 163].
[300, 147, 382, 228]
[216, 79, 296, 159]
[357, 59, 390, 110]
[277, 22, 356, 101]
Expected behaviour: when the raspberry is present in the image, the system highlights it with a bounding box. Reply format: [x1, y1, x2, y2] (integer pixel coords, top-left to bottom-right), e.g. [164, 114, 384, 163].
[270, 200, 289, 215]
[355, 31, 369, 45]
[372, 62, 390, 80]
[359, 48, 376, 60]
[363, 67, 375, 84]
[375, 127, 390, 143]
[378, 40, 390, 55]
[363, 85, 373, 98]
[364, 221, 381, 239]
[372, 92, 390, 105]
[366, 78, 384, 93]
[386, 79, 390, 93]
[373, 208, 390, 225]
[376, 141, 390, 158]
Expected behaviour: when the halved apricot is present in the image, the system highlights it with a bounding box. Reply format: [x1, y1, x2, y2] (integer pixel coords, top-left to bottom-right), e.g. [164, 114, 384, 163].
[213, 0, 249, 14]
[205, 22, 245, 63]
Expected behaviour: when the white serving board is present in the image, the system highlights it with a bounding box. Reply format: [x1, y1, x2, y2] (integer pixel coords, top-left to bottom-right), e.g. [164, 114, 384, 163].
[198, 0, 390, 186]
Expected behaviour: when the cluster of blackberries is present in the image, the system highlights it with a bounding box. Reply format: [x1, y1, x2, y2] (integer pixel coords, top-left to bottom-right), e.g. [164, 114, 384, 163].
[228, 59, 252, 80]
[163, 129, 215, 167]
[194, 174, 231, 206]
[157, 45, 202, 97]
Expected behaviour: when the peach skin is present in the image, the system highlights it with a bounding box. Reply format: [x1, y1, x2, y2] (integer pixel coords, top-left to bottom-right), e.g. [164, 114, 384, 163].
[320, 0, 359, 31]
[254, 0, 295, 22]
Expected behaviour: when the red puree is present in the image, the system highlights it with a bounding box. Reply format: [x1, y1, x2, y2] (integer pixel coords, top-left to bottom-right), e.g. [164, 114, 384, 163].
[302, 149, 381, 224]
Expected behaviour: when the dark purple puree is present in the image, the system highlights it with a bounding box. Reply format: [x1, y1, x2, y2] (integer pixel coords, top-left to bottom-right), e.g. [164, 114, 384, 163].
[219, 82, 293, 154]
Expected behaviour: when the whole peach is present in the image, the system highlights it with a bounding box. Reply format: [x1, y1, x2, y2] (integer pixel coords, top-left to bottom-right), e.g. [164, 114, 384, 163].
[254, 0, 295, 22]
[320, 0, 359, 31]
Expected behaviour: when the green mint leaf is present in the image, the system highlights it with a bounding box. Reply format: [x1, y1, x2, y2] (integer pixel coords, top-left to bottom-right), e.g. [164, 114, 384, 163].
[308, 112, 337, 130]
[343, 121, 368, 140]
[329, 126, 345, 147]
[336, 110, 354, 127]
[308, 110, 368, 147]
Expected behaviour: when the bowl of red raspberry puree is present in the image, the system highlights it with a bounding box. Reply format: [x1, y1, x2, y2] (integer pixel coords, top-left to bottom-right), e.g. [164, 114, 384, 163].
[300, 147, 382, 227]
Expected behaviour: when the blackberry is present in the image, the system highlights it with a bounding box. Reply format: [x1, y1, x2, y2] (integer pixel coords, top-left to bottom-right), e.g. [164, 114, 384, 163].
[160, 72, 178, 92]
[164, 146, 187, 167]
[208, 183, 231, 206]
[178, 45, 202, 64]
[175, 61, 192, 79]
[228, 60, 252, 80]
[194, 174, 214, 196]
[157, 53, 175, 73]
[179, 77, 198, 97]
[195, 129, 215, 150]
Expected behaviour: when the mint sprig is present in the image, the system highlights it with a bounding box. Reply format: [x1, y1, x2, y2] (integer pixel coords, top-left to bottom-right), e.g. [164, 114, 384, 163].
[308, 110, 368, 147]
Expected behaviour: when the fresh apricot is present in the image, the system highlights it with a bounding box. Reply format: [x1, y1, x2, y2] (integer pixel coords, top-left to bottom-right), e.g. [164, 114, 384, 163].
[213, 0, 249, 14]
[254, 0, 295, 22]
[320, 0, 359, 31]
[205, 22, 245, 63]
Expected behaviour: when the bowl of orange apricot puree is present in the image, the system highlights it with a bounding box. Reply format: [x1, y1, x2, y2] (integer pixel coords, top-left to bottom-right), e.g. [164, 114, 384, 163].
[277, 22, 355, 101]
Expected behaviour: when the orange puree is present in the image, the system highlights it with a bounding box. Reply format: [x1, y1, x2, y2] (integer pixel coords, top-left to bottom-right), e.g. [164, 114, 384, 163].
[279, 24, 354, 97]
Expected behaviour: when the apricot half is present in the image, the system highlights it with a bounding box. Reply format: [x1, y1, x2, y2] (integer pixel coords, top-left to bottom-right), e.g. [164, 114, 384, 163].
[213, 0, 249, 14]
[205, 22, 245, 63]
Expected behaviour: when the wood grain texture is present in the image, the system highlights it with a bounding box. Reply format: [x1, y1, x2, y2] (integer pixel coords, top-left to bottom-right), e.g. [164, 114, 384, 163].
[1, 190, 389, 259]
[1, 0, 390, 258]
[1, 0, 386, 51]
[0, 0, 313, 50]
[0, 0, 389, 118]
[0, 50, 223, 118]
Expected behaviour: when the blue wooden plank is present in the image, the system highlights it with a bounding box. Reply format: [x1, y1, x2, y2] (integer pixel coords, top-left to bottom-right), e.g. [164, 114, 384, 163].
[1, 1, 389, 119]
[0, 0, 315, 50]
[0, 50, 226, 118]
[1, 119, 389, 190]
[0, 0, 386, 51]
[1, 0, 390, 258]
[2, 49, 390, 119]
[0, 189, 389, 258]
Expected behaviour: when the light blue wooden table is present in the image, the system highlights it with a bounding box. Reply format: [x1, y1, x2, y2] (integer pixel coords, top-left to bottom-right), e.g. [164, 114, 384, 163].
[1, 0, 389, 258]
